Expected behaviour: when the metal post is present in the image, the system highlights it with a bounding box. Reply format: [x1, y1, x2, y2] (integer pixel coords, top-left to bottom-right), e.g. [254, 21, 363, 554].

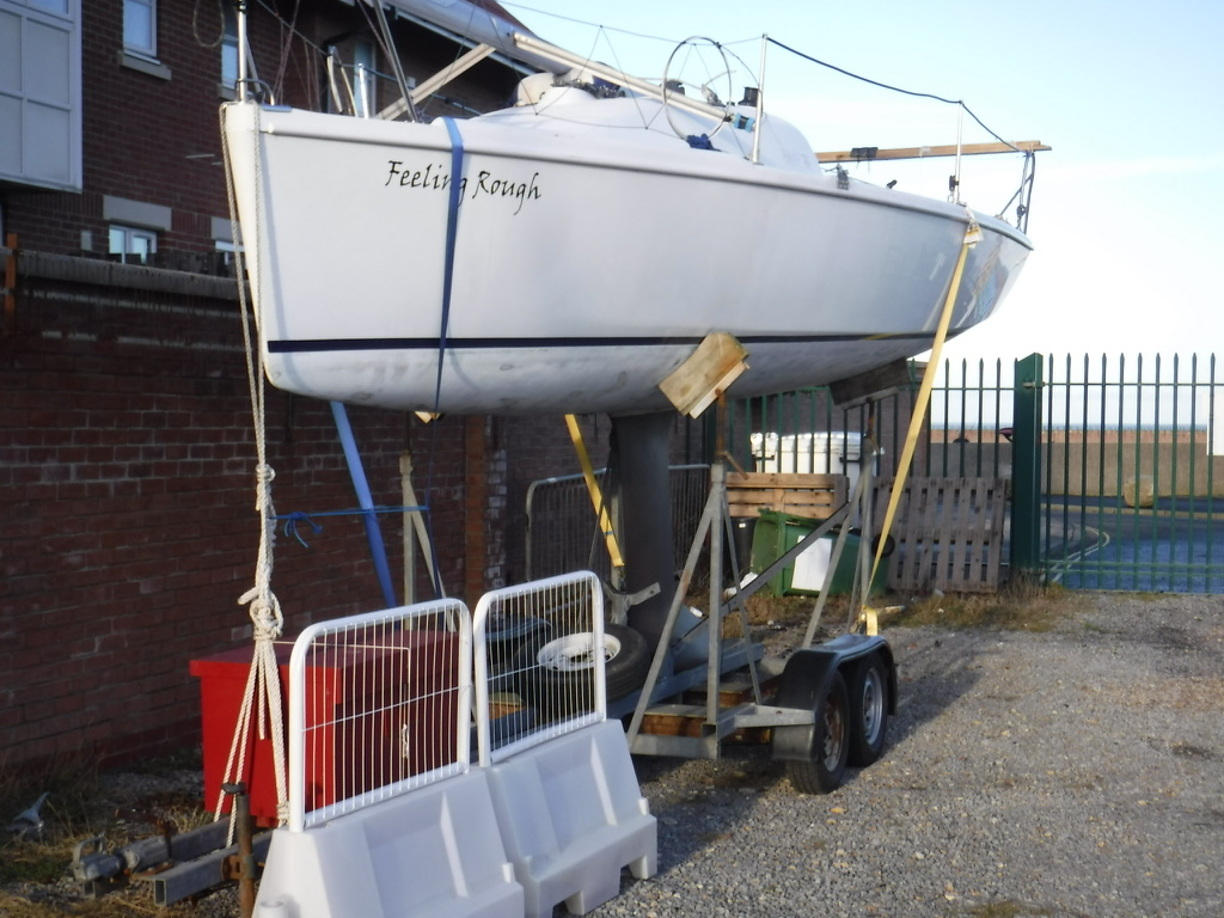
[1010, 353, 1044, 578]
[610, 412, 676, 652]
[752, 35, 766, 165]
[221, 783, 256, 918]
[236, 2, 247, 101]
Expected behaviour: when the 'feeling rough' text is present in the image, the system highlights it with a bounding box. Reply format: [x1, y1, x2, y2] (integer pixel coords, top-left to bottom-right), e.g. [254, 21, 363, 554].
[384, 161, 542, 215]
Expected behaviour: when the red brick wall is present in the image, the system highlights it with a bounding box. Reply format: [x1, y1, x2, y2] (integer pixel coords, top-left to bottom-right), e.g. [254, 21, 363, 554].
[0, 264, 481, 767]
[0, 256, 720, 767]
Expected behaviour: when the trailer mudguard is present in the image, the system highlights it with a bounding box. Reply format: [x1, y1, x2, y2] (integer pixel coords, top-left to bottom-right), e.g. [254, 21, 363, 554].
[770, 634, 894, 762]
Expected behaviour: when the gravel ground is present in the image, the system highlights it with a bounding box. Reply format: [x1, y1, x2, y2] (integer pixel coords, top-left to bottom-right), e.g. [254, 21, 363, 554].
[590, 592, 1224, 918]
[6, 592, 1219, 918]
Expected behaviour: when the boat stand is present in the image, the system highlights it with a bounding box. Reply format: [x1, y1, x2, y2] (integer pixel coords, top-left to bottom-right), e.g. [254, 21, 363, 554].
[618, 454, 889, 766]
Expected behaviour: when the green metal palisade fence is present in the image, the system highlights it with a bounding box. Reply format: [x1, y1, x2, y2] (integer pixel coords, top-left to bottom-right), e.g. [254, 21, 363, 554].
[1034, 353, 1221, 592]
[722, 353, 1222, 593]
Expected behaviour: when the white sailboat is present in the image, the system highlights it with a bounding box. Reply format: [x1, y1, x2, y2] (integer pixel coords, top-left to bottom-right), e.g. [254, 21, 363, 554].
[222, 3, 1035, 416]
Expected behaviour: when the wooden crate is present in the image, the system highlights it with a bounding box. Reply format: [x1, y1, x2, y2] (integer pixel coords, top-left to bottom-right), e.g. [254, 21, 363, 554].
[725, 472, 848, 521]
[872, 477, 1007, 593]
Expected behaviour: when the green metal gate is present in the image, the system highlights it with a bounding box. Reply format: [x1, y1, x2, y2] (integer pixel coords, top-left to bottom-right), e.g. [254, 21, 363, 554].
[1014, 353, 1223, 592]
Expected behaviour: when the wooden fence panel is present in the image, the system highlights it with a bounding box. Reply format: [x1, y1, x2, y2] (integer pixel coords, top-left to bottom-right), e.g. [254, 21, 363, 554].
[873, 477, 1007, 593]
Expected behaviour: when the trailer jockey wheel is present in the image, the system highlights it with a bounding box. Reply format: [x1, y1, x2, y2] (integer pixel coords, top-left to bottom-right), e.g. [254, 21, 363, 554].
[517, 623, 650, 708]
[782, 669, 849, 794]
[847, 653, 889, 767]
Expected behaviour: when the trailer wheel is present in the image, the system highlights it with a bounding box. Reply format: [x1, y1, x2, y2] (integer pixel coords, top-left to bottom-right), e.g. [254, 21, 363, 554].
[785, 669, 849, 794]
[847, 654, 889, 767]
[519, 623, 649, 703]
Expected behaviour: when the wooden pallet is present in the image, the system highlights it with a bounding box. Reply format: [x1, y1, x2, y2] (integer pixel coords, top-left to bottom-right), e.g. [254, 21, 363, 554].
[726, 471, 848, 521]
[872, 476, 1007, 593]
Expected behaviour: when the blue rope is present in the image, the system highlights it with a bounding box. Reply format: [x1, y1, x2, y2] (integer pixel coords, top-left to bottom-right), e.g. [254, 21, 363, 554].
[280, 511, 323, 547]
[278, 506, 429, 548]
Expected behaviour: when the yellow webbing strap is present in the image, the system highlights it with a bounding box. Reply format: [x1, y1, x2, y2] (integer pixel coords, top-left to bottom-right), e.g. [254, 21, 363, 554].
[565, 414, 625, 569]
[862, 219, 980, 634]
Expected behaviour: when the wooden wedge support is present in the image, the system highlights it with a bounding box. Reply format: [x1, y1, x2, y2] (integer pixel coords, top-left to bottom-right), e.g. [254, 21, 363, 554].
[658, 332, 749, 418]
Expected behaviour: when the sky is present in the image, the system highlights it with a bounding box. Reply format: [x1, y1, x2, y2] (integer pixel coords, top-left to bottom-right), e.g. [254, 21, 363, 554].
[500, 0, 1224, 369]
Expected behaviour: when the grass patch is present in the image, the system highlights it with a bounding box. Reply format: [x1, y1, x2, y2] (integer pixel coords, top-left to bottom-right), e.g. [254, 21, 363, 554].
[717, 591, 859, 639]
[879, 580, 1082, 631]
[697, 572, 1087, 637]
[0, 887, 228, 918]
[1, 747, 212, 913]
[0, 748, 105, 843]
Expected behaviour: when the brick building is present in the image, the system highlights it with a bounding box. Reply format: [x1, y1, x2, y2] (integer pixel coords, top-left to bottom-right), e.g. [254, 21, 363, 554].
[1, 0, 710, 768]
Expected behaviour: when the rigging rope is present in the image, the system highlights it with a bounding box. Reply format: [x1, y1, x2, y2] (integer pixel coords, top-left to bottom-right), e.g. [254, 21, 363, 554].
[217, 103, 289, 831]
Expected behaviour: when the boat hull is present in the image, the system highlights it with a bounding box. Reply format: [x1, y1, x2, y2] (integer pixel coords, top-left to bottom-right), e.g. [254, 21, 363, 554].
[222, 101, 1031, 415]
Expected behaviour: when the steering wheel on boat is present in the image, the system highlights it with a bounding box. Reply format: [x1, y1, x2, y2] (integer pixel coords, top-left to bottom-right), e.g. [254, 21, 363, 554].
[662, 37, 736, 143]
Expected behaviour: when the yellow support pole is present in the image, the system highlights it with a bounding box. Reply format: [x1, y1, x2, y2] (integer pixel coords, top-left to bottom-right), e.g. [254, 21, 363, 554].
[564, 414, 625, 569]
[862, 220, 980, 635]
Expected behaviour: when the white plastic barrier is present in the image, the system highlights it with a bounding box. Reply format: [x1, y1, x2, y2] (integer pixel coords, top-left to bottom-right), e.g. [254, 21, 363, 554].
[474, 574, 656, 918]
[485, 719, 657, 918]
[254, 769, 522, 918]
[255, 600, 523, 918]
[487, 724, 660, 918]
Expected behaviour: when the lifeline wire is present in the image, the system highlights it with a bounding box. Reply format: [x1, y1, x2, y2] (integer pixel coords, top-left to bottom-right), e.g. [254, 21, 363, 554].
[765, 36, 1022, 154]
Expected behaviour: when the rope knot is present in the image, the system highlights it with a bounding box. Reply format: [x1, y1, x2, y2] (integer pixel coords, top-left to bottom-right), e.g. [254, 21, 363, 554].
[238, 586, 284, 640]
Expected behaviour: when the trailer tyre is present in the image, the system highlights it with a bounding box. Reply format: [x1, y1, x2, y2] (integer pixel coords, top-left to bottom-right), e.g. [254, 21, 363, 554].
[847, 654, 889, 767]
[785, 669, 849, 794]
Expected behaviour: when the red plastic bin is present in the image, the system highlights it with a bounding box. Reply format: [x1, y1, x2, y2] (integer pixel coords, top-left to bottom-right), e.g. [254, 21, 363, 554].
[190, 629, 460, 826]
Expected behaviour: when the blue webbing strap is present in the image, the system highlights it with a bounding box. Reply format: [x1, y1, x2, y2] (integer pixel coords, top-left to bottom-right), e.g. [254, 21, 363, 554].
[434, 117, 465, 415]
[330, 400, 398, 609]
[414, 118, 467, 600]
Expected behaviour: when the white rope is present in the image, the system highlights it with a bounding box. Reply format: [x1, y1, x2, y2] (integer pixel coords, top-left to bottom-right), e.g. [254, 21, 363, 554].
[216, 102, 290, 832]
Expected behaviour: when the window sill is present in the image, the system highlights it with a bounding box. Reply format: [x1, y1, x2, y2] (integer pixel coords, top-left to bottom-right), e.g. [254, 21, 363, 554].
[119, 50, 172, 81]
[217, 83, 237, 101]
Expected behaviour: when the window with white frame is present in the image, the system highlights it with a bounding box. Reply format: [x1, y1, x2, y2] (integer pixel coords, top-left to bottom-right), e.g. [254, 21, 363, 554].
[123, 0, 156, 59]
[214, 238, 243, 268]
[109, 225, 157, 265]
[221, 4, 239, 91]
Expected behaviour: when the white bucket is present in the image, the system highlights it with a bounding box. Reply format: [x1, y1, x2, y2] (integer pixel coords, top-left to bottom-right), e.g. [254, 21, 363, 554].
[750, 431, 878, 498]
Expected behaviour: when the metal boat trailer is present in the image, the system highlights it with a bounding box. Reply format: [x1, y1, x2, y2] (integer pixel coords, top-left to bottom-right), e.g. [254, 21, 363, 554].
[607, 438, 897, 793]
